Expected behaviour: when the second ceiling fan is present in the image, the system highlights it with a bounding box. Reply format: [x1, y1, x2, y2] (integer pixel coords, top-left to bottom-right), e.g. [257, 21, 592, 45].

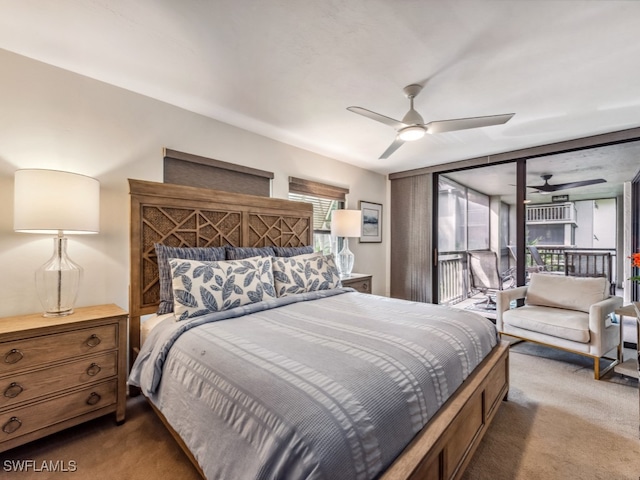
[347, 84, 515, 159]
[527, 174, 606, 193]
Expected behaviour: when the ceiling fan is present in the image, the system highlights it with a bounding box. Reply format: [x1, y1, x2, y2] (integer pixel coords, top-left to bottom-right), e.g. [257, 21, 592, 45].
[527, 174, 606, 193]
[347, 84, 515, 159]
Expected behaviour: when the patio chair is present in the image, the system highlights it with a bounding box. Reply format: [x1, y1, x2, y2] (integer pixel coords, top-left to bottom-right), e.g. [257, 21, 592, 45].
[528, 246, 549, 272]
[468, 250, 515, 309]
[509, 245, 546, 276]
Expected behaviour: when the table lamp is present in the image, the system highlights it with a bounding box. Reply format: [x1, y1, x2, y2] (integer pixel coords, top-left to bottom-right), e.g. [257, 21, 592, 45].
[14, 169, 100, 317]
[331, 209, 362, 276]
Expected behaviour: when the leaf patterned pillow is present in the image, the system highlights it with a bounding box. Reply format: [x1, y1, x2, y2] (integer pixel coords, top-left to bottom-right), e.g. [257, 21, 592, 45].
[272, 254, 342, 297]
[154, 244, 226, 315]
[170, 257, 276, 320]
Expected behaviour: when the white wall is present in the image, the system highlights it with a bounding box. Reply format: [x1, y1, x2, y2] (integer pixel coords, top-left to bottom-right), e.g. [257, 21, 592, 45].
[574, 199, 617, 248]
[592, 198, 617, 248]
[574, 201, 594, 247]
[0, 49, 388, 317]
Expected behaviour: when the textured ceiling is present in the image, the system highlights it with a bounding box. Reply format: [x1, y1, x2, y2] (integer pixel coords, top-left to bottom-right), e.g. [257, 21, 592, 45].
[446, 140, 640, 204]
[1, 0, 640, 180]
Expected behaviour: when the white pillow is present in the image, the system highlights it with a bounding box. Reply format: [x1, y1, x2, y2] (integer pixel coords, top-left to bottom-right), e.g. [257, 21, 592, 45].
[170, 257, 276, 320]
[272, 254, 341, 297]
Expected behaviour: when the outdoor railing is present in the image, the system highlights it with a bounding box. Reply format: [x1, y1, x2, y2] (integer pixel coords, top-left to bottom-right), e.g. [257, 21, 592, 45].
[528, 247, 565, 272]
[438, 246, 617, 306]
[526, 202, 577, 224]
[439, 253, 467, 305]
[528, 246, 616, 281]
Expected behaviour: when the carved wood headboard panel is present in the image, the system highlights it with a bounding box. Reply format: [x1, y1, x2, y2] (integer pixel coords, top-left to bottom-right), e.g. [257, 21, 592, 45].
[129, 179, 313, 361]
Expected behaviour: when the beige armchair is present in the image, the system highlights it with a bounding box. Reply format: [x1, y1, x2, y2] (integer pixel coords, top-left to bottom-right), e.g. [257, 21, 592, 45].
[497, 273, 622, 379]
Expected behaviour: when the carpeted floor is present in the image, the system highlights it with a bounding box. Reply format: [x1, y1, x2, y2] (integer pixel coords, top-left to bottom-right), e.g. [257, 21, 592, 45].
[2, 342, 639, 479]
[463, 342, 640, 480]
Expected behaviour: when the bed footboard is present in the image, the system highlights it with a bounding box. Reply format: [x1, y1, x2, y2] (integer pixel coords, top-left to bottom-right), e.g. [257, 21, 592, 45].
[381, 340, 509, 480]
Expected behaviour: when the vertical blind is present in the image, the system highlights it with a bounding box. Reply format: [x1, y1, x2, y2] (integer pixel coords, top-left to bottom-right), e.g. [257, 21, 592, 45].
[390, 174, 433, 303]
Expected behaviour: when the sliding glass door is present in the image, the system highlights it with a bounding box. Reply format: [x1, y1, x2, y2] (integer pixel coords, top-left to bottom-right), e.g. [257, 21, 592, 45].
[436, 163, 518, 306]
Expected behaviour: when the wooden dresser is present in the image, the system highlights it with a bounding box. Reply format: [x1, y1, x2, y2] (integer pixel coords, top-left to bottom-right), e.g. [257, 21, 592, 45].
[0, 304, 127, 452]
[341, 273, 372, 294]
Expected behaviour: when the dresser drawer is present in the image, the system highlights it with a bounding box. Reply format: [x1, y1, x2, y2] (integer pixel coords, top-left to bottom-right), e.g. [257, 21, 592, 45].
[0, 351, 117, 409]
[0, 379, 117, 443]
[0, 324, 117, 375]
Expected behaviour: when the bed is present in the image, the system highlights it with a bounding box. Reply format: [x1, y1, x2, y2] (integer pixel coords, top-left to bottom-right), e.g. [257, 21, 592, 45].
[127, 178, 509, 480]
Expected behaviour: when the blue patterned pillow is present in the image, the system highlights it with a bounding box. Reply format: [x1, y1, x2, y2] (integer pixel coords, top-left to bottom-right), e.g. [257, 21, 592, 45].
[170, 257, 276, 320]
[225, 246, 276, 260]
[155, 244, 226, 314]
[272, 246, 314, 257]
[272, 254, 341, 297]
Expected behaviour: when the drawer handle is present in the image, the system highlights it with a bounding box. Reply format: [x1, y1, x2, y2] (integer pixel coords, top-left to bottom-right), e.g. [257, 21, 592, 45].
[86, 392, 101, 406]
[2, 416, 22, 434]
[86, 363, 102, 376]
[3, 382, 24, 399]
[4, 349, 23, 364]
[85, 334, 102, 348]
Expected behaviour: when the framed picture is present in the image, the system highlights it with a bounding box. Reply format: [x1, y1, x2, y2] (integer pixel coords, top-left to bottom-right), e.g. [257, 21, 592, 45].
[359, 201, 382, 243]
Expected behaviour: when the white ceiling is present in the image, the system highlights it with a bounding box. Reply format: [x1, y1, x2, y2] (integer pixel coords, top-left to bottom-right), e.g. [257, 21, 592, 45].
[1, 1, 640, 178]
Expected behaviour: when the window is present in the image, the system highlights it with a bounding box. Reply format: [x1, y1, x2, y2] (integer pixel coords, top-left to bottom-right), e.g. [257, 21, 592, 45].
[528, 224, 569, 246]
[438, 176, 489, 252]
[438, 177, 467, 252]
[288, 177, 349, 254]
[467, 189, 489, 250]
[288, 193, 342, 253]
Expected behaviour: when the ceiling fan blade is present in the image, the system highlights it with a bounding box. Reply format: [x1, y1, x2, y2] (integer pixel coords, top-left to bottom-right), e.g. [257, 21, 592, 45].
[426, 113, 515, 134]
[527, 178, 606, 192]
[379, 137, 405, 159]
[347, 106, 406, 130]
[544, 179, 607, 191]
[526, 184, 554, 192]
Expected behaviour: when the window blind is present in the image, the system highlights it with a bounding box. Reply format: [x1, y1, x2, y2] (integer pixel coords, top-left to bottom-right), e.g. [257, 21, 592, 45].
[164, 148, 274, 197]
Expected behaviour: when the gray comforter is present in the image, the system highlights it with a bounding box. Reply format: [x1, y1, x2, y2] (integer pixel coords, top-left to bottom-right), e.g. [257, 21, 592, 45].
[129, 289, 498, 480]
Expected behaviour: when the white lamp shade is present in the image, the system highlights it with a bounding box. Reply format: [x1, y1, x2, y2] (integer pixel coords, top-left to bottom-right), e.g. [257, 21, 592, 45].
[14, 169, 100, 234]
[331, 209, 362, 237]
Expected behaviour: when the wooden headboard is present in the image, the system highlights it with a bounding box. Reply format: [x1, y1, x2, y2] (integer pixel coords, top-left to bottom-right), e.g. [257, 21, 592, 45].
[128, 179, 313, 364]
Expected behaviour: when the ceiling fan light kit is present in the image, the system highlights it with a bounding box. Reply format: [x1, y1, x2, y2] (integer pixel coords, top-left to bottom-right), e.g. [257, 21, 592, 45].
[347, 83, 514, 159]
[398, 125, 426, 141]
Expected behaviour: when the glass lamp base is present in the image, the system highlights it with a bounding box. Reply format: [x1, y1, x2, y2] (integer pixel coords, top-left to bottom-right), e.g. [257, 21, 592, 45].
[336, 238, 355, 276]
[35, 236, 82, 318]
[42, 307, 75, 318]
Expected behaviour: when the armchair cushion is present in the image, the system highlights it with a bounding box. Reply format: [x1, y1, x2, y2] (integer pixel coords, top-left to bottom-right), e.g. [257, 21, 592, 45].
[502, 305, 590, 343]
[525, 273, 609, 313]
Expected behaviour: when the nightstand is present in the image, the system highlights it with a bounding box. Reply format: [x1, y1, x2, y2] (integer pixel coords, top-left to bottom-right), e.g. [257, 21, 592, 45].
[341, 273, 372, 294]
[0, 304, 127, 452]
